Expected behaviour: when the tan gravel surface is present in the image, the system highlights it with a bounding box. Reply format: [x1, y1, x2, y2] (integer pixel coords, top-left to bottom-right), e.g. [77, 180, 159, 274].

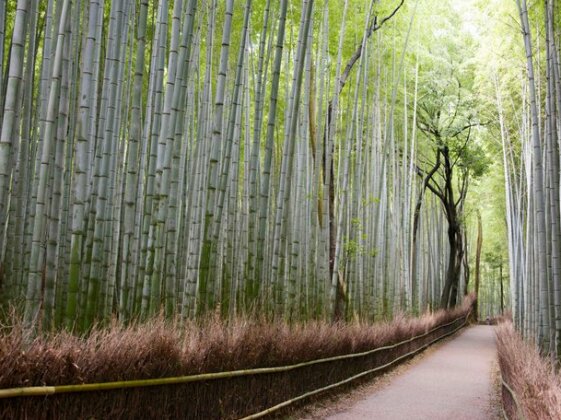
[320, 325, 498, 420]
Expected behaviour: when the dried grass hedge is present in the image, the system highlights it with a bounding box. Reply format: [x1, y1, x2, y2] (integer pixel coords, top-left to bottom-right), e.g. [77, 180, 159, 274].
[0, 296, 474, 419]
[496, 321, 561, 420]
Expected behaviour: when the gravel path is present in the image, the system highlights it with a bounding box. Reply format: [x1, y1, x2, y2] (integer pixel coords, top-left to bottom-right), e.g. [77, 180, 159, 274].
[325, 325, 497, 420]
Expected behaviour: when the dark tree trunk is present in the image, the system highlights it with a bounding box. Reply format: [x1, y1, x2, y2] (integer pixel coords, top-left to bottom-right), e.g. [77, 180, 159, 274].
[474, 212, 483, 320]
[438, 146, 466, 309]
[463, 234, 470, 295]
[441, 220, 462, 308]
[499, 261, 504, 314]
[411, 154, 441, 312]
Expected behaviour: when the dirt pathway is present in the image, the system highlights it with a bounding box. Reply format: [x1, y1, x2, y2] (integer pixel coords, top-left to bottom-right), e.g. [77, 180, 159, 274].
[324, 325, 498, 420]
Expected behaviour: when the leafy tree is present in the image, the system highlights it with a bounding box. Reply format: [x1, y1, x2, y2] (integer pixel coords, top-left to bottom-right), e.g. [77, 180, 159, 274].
[414, 49, 490, 308]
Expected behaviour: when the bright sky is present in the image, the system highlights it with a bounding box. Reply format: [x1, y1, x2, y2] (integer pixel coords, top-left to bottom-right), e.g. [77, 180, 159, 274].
[450, 0, 483, 40]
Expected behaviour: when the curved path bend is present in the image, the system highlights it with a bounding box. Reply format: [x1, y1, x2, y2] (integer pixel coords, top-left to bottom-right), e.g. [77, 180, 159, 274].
[326, 325, 498, 420]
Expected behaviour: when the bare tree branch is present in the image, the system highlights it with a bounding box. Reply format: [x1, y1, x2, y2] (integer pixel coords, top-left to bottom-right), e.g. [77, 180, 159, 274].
[336, 0, 405, 98]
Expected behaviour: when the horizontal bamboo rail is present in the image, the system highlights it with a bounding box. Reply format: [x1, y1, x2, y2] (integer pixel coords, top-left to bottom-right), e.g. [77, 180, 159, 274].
[0, 310, 470, 401]
[241, 310, 471, 419]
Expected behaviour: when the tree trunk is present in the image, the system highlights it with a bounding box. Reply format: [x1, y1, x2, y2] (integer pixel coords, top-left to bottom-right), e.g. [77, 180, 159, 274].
[500, 261, 504, 315]
[474, 211, 483, 320]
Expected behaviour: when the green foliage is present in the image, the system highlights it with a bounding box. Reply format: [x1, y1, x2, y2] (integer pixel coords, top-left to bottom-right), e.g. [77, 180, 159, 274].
[343, 237, 363, 259]
[484, 247, 504, 268]
[456, 141, 491, 179]
[361, 196, 380, 207]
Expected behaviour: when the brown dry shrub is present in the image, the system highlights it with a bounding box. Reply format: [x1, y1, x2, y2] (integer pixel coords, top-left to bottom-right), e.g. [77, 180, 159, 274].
[0, 294, 474, 389]
[496, 321, 561, 420]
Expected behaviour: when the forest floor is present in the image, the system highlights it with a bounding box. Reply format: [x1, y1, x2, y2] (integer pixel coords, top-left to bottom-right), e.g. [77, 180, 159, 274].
[295, 325, 501, 420]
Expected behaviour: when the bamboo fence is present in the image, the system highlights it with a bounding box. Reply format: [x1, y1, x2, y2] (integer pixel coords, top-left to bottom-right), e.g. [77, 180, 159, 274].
[0, 310, 472, 419]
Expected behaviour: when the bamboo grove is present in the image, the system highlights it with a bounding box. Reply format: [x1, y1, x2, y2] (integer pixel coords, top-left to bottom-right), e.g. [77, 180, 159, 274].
[495, 0, 561, 358]
[0, 0, 500, 331]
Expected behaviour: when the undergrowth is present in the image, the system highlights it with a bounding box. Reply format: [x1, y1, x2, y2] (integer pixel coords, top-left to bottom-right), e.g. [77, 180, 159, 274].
[0, 296, 472, 388]
[0, 295, 474, 419]
[496, 321, 561, 420]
